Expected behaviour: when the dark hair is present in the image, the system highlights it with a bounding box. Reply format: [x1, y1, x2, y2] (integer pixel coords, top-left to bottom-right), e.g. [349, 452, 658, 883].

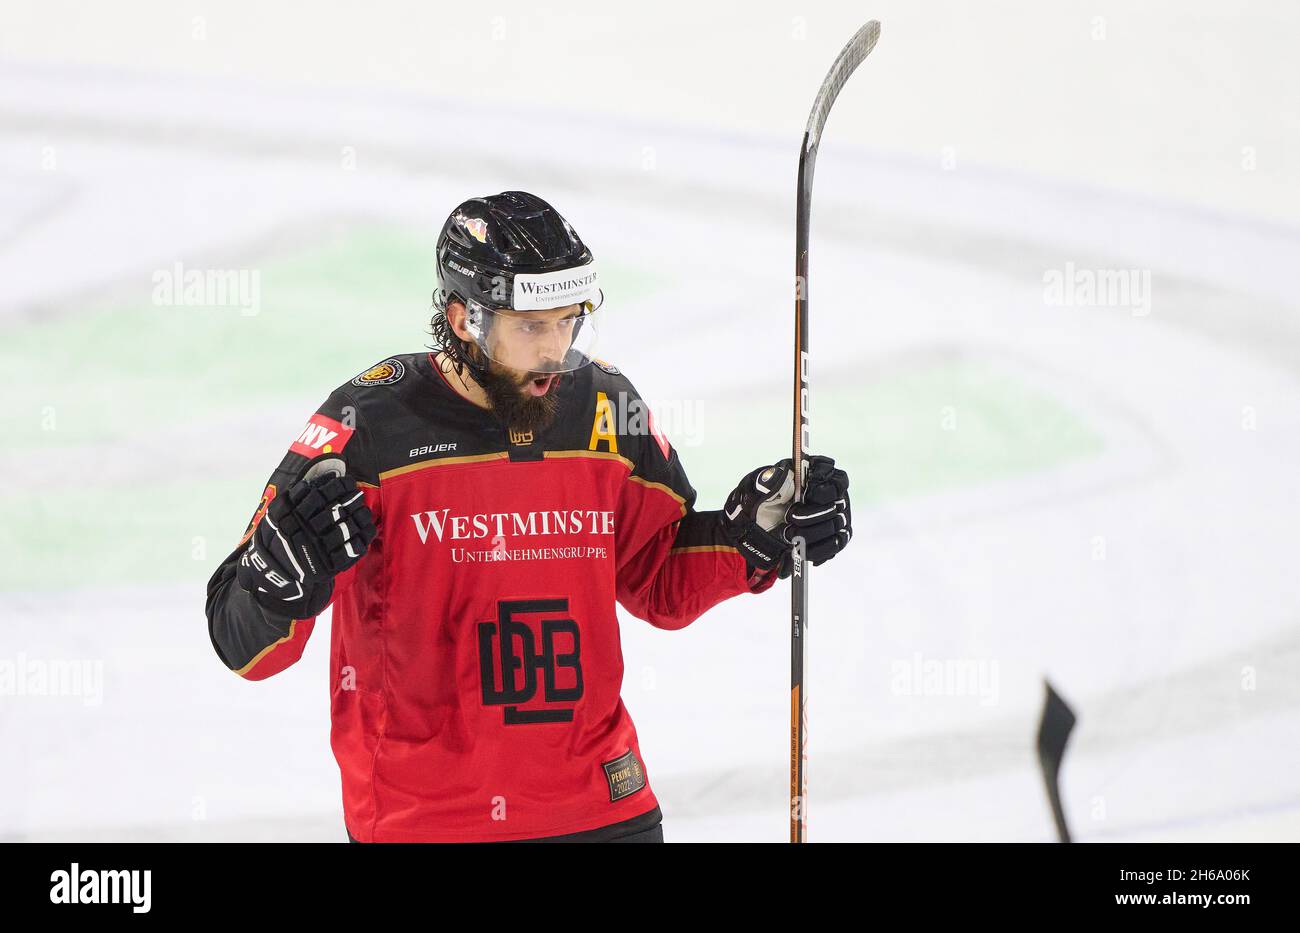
[426, 297, 472, 379]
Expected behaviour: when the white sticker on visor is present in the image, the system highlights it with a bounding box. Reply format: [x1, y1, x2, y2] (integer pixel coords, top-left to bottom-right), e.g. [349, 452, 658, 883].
[511, 264, 600, 310]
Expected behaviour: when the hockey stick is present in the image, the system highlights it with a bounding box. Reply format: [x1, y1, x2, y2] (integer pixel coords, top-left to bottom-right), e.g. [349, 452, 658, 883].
[790, 19, 881, 843]
[1036, 679, 1077, 843]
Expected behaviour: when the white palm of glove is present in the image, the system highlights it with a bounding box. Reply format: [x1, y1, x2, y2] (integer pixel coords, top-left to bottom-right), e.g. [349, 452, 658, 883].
[753, 464, 796, 532]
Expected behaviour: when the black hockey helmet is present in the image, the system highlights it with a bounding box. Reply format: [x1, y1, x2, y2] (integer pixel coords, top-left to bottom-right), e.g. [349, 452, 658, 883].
[433, 191, 602, 377]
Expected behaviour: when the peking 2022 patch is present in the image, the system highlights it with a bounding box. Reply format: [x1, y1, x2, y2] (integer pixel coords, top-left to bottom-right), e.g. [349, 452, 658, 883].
[602, 749, 647, 802]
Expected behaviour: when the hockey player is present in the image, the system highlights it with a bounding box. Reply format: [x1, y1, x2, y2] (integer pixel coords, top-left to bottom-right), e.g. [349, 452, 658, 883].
[205, 191, 853, 842]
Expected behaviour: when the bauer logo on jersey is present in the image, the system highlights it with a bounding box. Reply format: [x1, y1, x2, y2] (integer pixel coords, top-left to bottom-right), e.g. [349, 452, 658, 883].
[512, 264, 600, 310]
[352, 358, 405, 387]
[290, 413, 355, 457]
[602, 749, 647, 802]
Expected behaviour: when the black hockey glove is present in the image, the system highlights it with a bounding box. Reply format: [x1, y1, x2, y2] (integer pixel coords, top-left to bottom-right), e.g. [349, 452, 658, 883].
[721, 460, 798, 574]
[236, 472, 376, 618]
[781, 455, 852, 577]
[721, 455, 853, 580]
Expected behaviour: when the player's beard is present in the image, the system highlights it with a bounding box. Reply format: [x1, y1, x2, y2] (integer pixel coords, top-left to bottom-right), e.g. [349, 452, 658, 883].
[469, 345, 563, 434]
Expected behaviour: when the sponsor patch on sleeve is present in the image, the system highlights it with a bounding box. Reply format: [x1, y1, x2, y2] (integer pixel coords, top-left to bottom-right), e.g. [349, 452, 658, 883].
[602, 749, 647, 802]
[290, 413, 354, 457]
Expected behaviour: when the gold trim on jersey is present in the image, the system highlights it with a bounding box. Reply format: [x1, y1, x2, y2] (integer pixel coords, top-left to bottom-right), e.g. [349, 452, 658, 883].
[379, 451, 511, 481]
[378, 448, 684, 521]
[543, 449, 635, 471]
[668, 544, 741, 556]
[628, 475, 687, 515]
[236, 619, 303, 678]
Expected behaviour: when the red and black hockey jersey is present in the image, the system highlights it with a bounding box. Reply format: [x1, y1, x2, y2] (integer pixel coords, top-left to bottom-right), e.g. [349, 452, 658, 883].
[205, 351, 777, 842]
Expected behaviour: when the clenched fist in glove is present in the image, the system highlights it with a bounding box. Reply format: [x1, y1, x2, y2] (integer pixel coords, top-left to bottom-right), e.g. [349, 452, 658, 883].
[236, 470, 377, 618]
[721, 454, 852, 579]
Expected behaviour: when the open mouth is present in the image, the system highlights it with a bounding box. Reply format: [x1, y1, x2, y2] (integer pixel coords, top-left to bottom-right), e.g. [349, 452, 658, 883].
[526, 374, 558, 397]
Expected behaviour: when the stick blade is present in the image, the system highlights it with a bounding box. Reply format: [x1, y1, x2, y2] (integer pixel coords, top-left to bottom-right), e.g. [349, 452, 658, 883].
[804, 20, 881, 145]
[1036, 679, 1077, 843]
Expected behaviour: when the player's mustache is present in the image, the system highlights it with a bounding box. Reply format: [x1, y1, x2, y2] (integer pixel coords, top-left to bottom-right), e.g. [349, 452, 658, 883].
[516, 366, 562, 385]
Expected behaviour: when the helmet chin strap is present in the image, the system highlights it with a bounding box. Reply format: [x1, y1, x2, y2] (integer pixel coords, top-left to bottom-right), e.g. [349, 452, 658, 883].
[450, 336, 492, 390]
[434, 291, 494, 389]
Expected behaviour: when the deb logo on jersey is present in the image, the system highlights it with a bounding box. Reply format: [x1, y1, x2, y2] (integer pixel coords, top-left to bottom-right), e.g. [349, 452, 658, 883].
[478, 598, 583, 725]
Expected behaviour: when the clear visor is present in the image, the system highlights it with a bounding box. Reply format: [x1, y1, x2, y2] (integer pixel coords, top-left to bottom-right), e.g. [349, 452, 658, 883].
[463, 299, 600, 374]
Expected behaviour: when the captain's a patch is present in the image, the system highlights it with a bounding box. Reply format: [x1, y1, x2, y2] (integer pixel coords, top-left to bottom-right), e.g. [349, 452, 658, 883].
[591, 358, 620, 375]
[602, 749, 647, 802]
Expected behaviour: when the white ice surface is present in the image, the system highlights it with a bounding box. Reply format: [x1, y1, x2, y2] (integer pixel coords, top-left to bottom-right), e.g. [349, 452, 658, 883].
[0, 50, 1297, 842]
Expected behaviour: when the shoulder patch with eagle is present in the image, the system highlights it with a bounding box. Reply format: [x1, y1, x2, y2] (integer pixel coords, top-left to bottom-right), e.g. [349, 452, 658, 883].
[352, 359, 406, 387]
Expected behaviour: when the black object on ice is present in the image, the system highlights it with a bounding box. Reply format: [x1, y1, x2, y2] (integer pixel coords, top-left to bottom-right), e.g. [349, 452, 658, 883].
[1037, 679, 1077, 843]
